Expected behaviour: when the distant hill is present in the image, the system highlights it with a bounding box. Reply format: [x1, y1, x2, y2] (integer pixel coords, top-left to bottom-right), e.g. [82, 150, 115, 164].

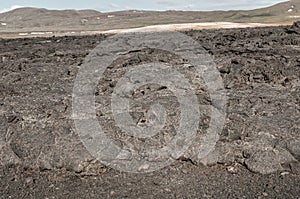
[228, 0, 300, 22]
[0, 0, 299, 34]
[0, 7, 103, 31]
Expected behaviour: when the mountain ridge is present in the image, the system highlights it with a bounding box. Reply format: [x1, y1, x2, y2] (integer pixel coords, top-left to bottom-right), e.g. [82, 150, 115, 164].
[0, 1, 299, 34]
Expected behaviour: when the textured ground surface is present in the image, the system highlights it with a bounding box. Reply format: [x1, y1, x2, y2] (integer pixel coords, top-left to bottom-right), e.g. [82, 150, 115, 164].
[0, 0, 299, 35]
[0, 23, 300, 197]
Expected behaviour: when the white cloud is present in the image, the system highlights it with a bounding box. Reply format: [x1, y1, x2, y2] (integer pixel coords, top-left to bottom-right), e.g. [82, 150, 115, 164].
[109, 3, 121, 9]
[108, 3, 132, 11]
[0, 5, 25, 13]
[154, 0, 177, 6]
[146, 0, 287, 11]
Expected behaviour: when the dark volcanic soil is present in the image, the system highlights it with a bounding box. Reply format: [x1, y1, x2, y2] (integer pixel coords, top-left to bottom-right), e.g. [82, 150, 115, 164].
[0, 23, 300, 198]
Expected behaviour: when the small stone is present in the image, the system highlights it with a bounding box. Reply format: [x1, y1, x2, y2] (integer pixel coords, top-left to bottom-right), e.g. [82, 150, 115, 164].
[182, 169, 188, 174]
[287, 140, 300, 161]
[164, 188, 171, 192]
[74, 164, 84, 173]
[25, 177, 33, 184]
[262, 192, 268, 197]
[275, 147, 297, 164]
[138, 164, 150, 172]
[246, 132, 276, 148]
[245, 149, 282, 174]
[226, 165, 238, 174]
[280, 172, 290, 176]
[219, 65, 231, 74]
[7, 115, 18, 123]
[290, 162, 300, 174]
[110, 191, 116, 196]
[116, 150, 132, 160]
[199, 143, 230, 166]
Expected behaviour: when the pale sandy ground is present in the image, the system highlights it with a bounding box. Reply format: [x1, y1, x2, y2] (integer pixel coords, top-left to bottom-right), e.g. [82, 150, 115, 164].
[100, 22, 293, 34]
[0, 21, 293, 38]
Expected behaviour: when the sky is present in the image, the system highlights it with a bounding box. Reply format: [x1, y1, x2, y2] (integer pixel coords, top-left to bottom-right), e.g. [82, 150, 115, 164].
[0, 0, 289, 13]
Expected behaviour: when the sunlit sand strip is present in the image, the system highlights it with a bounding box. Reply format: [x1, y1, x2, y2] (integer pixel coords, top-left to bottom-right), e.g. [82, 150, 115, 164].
[18, 31, 53, 36]
[0, 21, 293, 38]
[99, 22, 291, 34]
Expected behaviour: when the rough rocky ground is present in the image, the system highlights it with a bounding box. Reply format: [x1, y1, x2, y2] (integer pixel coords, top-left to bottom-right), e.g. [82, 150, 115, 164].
[0, 23, 300, 197]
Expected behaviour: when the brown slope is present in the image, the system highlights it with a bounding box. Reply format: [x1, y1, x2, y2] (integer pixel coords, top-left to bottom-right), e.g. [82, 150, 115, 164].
[0, 7, 103, 31]
[0, 1, 299, 34]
